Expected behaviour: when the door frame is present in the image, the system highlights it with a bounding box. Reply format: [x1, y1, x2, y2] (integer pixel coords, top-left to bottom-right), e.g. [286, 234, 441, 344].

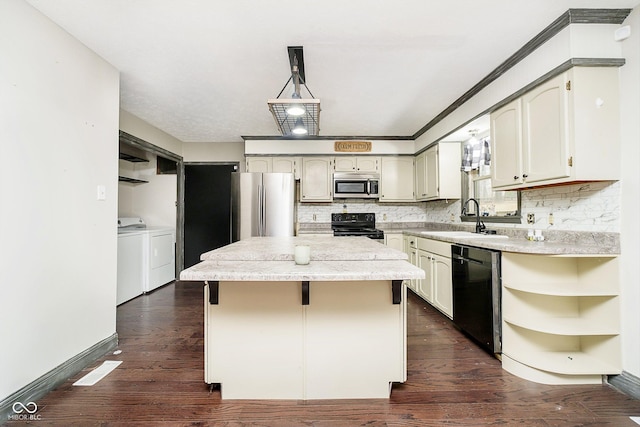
[183, 161, 239, 267]
[119, 131, 186, 272]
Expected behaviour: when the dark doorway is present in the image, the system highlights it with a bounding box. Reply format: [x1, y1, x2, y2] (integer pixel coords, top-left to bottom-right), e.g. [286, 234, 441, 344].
[184, 163, 238, 268]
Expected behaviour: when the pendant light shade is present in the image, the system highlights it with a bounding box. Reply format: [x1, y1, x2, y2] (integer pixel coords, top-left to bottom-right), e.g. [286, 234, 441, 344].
[291, 117, 308, 135]
[267, 46, 320, 136]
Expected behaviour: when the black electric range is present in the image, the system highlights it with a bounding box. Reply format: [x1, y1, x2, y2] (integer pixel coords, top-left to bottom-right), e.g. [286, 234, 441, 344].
[331, 213, 384, 240]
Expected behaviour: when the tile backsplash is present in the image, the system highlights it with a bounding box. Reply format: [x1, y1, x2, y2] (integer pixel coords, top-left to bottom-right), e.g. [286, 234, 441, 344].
[297, 181, 620, 233]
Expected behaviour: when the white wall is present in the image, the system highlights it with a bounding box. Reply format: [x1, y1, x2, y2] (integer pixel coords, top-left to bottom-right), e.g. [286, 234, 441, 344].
[618, 8, 640, 379]
[118, 111, 183, 227]
[245, 139, 415, 155]
[182, 141, 245, 165]
[0, 0, 119, 401]
[120, 109, 182, 155]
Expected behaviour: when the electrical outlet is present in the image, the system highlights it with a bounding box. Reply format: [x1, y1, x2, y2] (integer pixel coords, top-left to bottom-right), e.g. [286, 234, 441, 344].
[383, 214, 387, 221]
[527, 213, 535, 224]
[548, 213, 554, 225]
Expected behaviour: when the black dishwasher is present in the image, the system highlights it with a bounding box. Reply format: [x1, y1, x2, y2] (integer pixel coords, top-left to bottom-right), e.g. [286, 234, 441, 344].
[452, 245, 501, 354]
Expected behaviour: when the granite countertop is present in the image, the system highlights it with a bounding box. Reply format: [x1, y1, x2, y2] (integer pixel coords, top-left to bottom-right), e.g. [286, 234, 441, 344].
[297, 221, 618, 255]
[199, 235, 408, 261]
[180, 235, 424, 282]
[402, 228, 619, 255]
[180, 259, 424, 282]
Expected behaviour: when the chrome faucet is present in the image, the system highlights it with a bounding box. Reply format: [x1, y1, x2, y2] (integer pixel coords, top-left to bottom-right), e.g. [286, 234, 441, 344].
[463, 198, 486, 234]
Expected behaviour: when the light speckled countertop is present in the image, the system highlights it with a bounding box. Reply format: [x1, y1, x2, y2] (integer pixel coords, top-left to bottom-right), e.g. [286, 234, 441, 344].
[297, 222, 619, 255]
[180, 236, 424, 282]
[199, 235, 407, 261]
[402, 229, 619, 255]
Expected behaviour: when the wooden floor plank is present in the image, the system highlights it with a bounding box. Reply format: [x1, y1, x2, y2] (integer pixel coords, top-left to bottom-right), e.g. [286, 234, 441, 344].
[9, 282, 639, 426]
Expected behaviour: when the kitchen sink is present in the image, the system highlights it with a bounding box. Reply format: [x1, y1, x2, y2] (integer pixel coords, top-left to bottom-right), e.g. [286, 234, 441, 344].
[420, 231, 508, 239]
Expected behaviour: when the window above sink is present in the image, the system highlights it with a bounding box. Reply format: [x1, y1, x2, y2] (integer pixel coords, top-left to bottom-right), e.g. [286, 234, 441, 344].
[441, 115, 522, 224]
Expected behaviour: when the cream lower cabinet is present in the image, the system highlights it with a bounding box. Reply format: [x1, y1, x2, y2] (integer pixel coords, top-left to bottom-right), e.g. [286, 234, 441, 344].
[301, 157, 333, 202]
[415, 238, 453, 318]
[384, 232, 403, 251]
[404, 235, 418, 293]
[379, 156, 414, 202]
[501, 253, 621, 385]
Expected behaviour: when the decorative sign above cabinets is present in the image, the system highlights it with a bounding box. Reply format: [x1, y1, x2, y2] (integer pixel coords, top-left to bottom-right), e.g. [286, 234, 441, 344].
[334, 141, 372, 153]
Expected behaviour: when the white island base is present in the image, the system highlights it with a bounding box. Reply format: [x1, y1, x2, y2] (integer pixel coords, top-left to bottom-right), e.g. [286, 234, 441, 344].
[204, 279, 407, 400]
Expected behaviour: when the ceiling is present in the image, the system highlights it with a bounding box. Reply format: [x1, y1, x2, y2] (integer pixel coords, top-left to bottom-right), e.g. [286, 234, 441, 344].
[25, 0, 639, 143]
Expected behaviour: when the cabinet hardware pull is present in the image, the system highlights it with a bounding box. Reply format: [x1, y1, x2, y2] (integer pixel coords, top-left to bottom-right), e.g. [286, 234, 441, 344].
[523, 174, 528, 178]
[514, 176, 519, 180]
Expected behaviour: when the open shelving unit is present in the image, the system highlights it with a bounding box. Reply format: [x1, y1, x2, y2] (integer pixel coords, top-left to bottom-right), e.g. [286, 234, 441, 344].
[119, 147, 149, 184]
[501, 252, 620, 385]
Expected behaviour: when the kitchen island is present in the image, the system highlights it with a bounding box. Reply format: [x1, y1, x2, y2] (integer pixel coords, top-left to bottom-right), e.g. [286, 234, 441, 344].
[179, 236, 424, 400]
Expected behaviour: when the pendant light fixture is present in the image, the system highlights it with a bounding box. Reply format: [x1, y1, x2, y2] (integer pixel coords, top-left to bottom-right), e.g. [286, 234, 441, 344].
[267, 46, 320, 136]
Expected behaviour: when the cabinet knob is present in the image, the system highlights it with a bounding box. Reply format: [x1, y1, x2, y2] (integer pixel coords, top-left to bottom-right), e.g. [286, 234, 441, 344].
[523, 174, 528, 178]
[513, 176, 519, 180]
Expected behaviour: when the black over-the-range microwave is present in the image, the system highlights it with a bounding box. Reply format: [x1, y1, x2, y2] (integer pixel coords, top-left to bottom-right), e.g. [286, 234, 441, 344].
[332, 172, 380, 199]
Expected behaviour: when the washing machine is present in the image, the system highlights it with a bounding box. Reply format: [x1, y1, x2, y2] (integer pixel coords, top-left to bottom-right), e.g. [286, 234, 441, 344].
[117, 218, 176, 304]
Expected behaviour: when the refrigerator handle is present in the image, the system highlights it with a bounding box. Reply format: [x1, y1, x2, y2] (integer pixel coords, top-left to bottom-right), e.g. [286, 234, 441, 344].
[261, 184, 267, 236]
[257, 184, 263, 236]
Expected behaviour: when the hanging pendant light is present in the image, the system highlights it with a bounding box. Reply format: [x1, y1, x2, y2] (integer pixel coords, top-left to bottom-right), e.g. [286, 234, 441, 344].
[291, 117, 308, 135]
[267, 46, 320, 136]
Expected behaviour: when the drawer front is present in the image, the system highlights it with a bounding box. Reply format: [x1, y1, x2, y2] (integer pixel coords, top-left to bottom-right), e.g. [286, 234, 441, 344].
[417, 238, 451, 258]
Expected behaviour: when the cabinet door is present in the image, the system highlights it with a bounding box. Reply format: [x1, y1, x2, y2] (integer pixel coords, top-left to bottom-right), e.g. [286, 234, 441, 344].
[491, 99, 523, 188]
[334, 157, 357, 171]
[384, 233, 403, 251]
[417, 250, 433, 303]
[404, 236, 418, 292]
[301, 157, 332, 202]
[522, 73, 570, 184]
[424, 146, 439, 199]
[356, 157, 380, 172]
[432, 253, 453, 318]
[273, 157, 301, 179]
[380, 157, 414, 202]
[246, 157, 272, 173]
[414, 151, 427, 200]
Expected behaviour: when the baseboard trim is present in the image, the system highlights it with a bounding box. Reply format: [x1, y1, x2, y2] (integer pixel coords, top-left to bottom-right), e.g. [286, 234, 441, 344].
[607, 371, 640, 399]
[0, 333, 118, 422]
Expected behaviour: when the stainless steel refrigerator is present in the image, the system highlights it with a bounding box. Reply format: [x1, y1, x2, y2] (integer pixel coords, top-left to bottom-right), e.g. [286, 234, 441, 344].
[231, 172, 295, 241]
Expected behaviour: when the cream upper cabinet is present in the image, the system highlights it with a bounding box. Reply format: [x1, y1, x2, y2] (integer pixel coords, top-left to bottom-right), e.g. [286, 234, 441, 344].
[490, 99, 523, 188]
[379, 156, 414, 202]
[301, 157, 333, 202]
[334, 156, 380, 172]
[272, 157, 301, 180]
[246, 157, 272, 173]
[491, 67, 620, 190]
[415, 143, 461, 201]
[247, 157, 301, 179]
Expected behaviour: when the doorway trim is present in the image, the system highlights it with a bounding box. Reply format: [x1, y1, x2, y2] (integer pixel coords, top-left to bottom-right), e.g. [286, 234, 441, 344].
[119, 130, 185, 272]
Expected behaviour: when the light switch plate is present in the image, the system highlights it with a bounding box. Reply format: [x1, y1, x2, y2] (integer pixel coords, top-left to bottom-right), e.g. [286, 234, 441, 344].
[97, 185, 106, 201]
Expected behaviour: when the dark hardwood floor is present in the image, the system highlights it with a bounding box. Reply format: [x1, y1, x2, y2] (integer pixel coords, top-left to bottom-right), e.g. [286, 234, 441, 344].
[15, 281, 640, 426]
